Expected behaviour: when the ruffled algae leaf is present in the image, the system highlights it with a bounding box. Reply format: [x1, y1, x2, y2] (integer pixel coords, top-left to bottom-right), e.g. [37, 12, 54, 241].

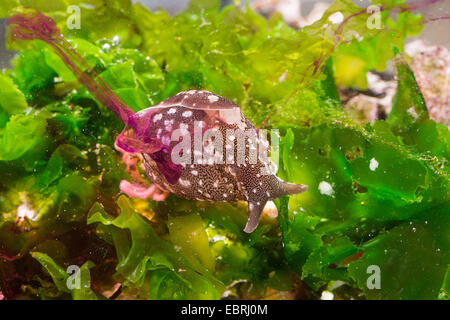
[0, 0, 448, 300]
[87, 196, 224, 299]
[31, 252, 99, 300]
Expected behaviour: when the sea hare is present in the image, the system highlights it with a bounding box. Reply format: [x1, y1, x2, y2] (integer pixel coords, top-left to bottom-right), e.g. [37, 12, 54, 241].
[7, 9, 308, 233]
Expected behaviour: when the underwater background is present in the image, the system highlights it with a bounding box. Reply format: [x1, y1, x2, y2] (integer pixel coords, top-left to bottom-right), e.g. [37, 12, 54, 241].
[0, 0, 448, 300]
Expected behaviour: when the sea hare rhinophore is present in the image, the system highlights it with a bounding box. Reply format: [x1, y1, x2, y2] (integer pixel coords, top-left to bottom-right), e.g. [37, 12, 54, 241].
[7, 9, 308, 233]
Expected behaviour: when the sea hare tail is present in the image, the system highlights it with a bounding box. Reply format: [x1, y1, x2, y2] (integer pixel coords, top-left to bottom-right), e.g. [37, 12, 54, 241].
[6, 9, 134, 124]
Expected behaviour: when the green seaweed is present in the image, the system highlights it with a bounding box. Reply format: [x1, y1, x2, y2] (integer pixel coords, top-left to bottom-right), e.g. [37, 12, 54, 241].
[0, 0, 448, 300]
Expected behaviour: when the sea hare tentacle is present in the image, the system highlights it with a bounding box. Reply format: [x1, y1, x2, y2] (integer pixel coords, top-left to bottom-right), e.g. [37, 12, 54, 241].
[115, 141, 168, 201]
[119, 181, 168, 201]
[7, 9, 134, 124]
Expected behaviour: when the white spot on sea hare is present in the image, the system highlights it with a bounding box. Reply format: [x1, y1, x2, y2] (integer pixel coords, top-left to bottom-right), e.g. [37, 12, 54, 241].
[182, 111, 193, 117]
[191, 170, 198, 176]
[168, 108, 177, 114]
[179, 179, 191, 187]
[208, 95, 219, 103]
[162, 136, 171, 146]
[153, 114, 162, 122]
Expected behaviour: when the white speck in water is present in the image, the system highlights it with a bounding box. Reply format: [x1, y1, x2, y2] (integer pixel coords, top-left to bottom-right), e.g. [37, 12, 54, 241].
[17, 203, 37, 221]
[101, 43, 111, 52]
[112, 35, 120, 45]
[318, 181, 334, 196]
[212, 235, 227, 242]
[370, 158, 379, 171]
[208, 95, 219, 103]
[329, 12, 344, 24]
[320, 291, 334, 300]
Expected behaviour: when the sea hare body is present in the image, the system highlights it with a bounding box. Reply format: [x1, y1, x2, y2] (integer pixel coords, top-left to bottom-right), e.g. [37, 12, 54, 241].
[7, 10, 308, 233]
[119, 90, 308, 232]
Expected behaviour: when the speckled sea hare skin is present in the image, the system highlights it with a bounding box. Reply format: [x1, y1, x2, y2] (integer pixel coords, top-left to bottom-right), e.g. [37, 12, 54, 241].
[7, 9, 308, 233]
